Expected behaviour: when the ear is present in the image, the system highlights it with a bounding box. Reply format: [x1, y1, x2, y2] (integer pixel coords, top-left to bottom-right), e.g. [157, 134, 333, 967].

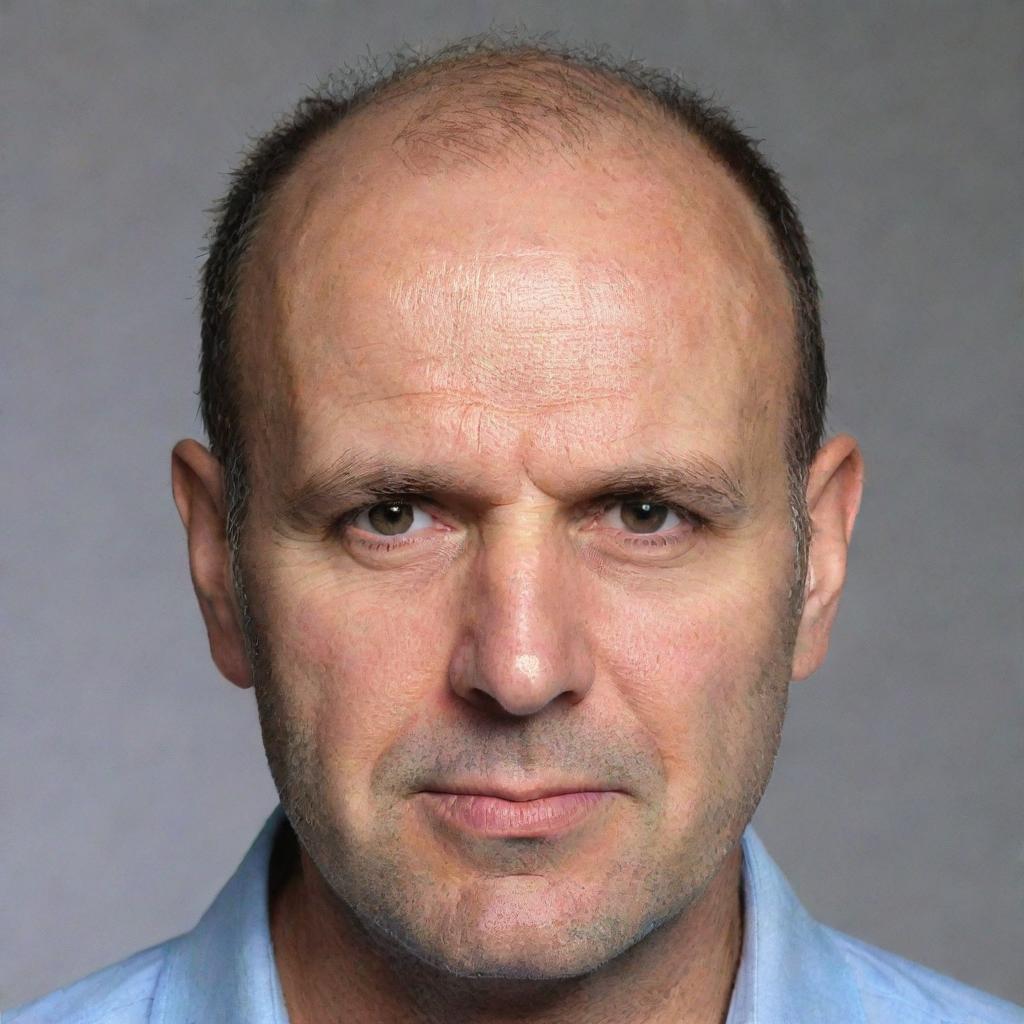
[171, 439, 253, 688]
[790, 433, 865, 682]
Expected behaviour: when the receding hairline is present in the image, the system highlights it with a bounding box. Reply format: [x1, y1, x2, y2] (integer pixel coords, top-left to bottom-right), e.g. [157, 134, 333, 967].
[242, 54, 650, 249]
[253, 49, 751, 223]
[371, 47, 671, 164]
[236, 48, 792, 339]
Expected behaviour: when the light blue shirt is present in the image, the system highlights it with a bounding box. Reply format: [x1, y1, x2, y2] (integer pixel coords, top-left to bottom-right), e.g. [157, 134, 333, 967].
[7, 807, 1021, 1023]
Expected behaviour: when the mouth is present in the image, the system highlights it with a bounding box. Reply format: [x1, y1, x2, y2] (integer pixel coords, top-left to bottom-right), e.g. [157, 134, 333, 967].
[418, 789, 616, 838]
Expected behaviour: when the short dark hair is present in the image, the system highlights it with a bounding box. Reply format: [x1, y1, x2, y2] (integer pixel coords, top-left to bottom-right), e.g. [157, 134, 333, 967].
[199, 34, 827, 600]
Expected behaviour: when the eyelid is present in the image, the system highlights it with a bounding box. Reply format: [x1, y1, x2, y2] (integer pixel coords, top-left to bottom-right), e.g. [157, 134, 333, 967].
[589, 494, 706, 526]
[328, 493, 706, 544]
[332, 494, 438, 531]
[337, 492, 702, 517]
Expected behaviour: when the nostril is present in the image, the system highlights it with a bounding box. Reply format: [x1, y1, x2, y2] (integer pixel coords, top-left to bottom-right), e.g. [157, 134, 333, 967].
[471, 689, 504, 713]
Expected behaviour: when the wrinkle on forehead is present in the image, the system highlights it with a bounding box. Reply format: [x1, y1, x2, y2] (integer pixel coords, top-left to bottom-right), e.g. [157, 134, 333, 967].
[236, 117, 796, 494]
[384, 250, 649, 406]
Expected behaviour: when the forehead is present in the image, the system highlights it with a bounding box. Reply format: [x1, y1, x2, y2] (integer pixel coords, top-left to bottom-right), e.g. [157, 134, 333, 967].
[235, 109, 794, 493]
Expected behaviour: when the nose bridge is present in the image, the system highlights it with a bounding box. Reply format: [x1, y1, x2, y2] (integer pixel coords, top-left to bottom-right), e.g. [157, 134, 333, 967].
[450, 515, 593, 716]
[489, 542, 555, 663]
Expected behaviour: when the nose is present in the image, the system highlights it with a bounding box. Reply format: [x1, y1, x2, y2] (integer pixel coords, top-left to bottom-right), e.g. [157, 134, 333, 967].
[448, 528, 595, 717]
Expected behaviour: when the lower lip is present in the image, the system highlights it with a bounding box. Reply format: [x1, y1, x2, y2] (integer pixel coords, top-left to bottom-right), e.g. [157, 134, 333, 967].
[420, 791, 613, 837]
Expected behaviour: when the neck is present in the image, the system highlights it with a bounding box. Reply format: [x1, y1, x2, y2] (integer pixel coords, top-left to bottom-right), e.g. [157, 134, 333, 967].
[270, 827, 744, 1024]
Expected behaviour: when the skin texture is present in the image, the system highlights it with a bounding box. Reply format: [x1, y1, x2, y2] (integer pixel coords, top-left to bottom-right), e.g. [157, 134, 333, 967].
[172, 88, 864, 1024]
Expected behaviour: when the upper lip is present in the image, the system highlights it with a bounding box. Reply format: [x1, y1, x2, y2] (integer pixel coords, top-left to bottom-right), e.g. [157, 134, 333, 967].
[422, 781, 615, 802]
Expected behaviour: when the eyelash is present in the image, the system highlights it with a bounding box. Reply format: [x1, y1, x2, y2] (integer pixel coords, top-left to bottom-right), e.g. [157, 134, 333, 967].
[330, 497, 707, 551]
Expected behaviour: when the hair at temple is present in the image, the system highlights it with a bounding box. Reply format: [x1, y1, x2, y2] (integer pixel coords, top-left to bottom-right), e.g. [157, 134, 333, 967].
[198, 32, 827, 615]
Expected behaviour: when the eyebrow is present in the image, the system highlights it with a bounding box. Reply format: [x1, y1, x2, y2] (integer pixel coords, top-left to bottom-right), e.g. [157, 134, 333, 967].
[278, 448, 751, 531]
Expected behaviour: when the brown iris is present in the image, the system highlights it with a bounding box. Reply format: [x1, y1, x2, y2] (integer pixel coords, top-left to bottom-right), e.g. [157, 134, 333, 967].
[366, 502, 415, 535]
[620, 500, 669, 533]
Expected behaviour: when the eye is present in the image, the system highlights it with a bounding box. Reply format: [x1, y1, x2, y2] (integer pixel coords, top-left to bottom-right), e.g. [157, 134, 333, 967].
[599, 499, 686, 535]
[351, 500, 434, 537]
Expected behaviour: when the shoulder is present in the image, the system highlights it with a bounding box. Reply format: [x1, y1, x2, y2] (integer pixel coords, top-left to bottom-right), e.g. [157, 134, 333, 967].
[3, 941, 173, 1024]
[823, 925, 1024, 1024]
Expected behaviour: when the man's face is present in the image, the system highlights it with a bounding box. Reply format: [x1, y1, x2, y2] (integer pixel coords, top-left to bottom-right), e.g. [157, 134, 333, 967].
[233, 118, 800, 979]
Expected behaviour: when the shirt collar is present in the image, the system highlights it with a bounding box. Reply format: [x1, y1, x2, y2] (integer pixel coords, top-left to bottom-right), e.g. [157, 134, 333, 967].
[726, 827, 866, 1024]
[152, 807, 865, 1024]
[150, 807, 290, 1024]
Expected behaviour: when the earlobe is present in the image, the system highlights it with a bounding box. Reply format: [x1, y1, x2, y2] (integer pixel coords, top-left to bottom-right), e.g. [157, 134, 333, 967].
[791, 434, 865, 682]
[171, 439, 254, 689]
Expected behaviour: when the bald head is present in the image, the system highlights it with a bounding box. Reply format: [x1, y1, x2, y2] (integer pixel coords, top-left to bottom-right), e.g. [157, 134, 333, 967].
[374, 48, 669, 173]
[199, 38, 825, 578]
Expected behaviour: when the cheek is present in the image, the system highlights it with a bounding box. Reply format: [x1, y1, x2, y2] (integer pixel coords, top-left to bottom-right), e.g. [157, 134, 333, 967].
[594, 580, 785, 775]
[262, 575, 458, 794]
[598, 585, 764, 692]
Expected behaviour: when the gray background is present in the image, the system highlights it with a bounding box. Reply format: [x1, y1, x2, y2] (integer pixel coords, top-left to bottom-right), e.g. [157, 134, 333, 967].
[3, 0, 1022, 1010]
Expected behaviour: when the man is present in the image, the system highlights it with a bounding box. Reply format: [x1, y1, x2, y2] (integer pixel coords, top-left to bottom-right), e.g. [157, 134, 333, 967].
[11, 37, 1021, 1024]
